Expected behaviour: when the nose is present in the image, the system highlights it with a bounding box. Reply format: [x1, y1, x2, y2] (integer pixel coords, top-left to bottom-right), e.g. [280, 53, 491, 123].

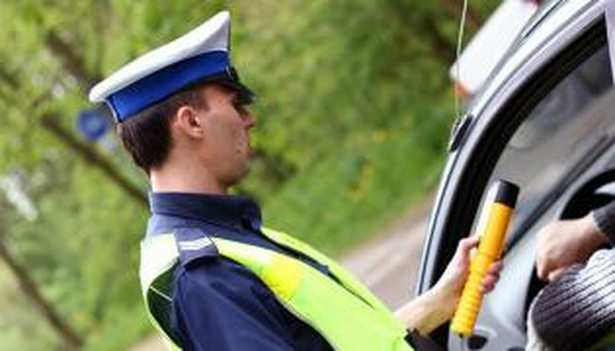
[244, 110, 257, 129]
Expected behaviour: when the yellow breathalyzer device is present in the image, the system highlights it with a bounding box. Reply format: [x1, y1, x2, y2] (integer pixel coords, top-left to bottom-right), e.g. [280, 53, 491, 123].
[450, 179, 519, 338]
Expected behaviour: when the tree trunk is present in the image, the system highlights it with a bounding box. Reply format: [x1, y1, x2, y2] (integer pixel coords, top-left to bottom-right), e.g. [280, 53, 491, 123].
[0, 237, 83, 349]
[40, 113, 148, 208]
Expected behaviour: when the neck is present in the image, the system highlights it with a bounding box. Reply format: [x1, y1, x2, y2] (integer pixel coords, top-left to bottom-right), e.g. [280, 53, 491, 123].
[149, 155, 227, 195]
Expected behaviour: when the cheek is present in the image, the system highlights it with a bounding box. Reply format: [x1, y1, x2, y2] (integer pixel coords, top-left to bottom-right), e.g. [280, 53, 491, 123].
[213, 121, 245, 157]
[224, 121, 247, 152]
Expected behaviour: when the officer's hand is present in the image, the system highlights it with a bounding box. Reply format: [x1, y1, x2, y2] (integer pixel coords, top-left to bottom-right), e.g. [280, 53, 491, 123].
[536, 214, 607, 281]
[394, 237, 502, 335]
[432, 236, 503, 320]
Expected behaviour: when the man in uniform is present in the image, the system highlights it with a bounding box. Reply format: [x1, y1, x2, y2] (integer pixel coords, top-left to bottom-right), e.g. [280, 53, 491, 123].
[89, 11, 501, 350]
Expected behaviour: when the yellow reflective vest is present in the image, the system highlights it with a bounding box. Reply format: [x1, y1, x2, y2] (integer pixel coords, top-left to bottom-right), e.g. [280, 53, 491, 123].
[139, 227, 413, 350]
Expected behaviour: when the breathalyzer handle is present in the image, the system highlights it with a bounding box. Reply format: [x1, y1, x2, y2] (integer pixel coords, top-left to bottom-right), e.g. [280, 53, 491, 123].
[450, 179, 519, 338]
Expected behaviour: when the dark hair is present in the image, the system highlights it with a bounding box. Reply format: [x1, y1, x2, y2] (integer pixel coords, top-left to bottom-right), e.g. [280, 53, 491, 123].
[117, 87, 206, 173]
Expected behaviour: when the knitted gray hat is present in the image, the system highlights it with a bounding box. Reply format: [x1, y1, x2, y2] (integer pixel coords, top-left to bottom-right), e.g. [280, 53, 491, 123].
[530, 249, 615, 350]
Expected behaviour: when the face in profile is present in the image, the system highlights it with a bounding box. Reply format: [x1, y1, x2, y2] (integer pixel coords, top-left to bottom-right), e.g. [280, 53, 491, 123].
[196, 84, 257, 188]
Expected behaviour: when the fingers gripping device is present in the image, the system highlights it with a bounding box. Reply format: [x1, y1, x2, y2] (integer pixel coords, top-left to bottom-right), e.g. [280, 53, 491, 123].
[450, 179, 519, 338]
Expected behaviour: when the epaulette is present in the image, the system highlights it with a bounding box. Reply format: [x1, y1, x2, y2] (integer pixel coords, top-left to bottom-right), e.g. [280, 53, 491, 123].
[173, 227, 220, 266]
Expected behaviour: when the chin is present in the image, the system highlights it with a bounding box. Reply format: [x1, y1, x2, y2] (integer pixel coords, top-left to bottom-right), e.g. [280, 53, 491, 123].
[240, 164, 251, 178]
[227, 165, 251, 187]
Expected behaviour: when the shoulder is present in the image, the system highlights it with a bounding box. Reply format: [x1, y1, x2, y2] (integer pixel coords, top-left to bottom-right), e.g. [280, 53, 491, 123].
[173, 247, 269, 297]
[146, 215, 223, 266]
[170, 226, 270, 295]
[171, 226, 284, 314]
[173, 226, 221, 267]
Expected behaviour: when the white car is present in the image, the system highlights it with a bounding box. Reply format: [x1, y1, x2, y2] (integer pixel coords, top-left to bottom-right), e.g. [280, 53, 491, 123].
[417, 0, 615, 349]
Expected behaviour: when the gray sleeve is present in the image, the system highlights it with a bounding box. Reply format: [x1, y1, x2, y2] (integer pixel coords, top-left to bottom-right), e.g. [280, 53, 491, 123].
[529, 249, 615, 350]
[593, 201, 615, 244]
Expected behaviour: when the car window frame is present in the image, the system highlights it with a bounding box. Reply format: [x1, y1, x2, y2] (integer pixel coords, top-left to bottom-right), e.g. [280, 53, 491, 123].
[418, 17, 611, 296]
[608, 1, 615, 82]
[417, 1, 615, 348]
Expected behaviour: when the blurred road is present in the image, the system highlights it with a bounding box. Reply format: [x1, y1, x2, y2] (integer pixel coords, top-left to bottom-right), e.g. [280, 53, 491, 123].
[132, 205, 431, 350]
[342, 214, 428, 309]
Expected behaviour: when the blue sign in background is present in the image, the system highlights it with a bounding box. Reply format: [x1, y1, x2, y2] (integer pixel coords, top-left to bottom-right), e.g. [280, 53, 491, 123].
[77, 107, 112, 142]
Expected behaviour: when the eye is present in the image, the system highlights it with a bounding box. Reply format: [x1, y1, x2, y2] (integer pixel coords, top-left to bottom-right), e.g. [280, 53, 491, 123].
[231, 95, 241, 107]
[232, 95, 250, 115]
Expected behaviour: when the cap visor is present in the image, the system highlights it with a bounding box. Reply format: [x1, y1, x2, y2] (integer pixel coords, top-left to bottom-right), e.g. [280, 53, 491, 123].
[217, 80, 257, 104]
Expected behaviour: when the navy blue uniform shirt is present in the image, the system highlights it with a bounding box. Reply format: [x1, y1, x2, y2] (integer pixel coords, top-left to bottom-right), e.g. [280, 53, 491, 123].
[147, 193, 333, 351]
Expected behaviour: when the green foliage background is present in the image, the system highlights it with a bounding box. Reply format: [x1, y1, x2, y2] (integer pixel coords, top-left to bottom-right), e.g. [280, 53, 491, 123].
[0, 0, 496, 349]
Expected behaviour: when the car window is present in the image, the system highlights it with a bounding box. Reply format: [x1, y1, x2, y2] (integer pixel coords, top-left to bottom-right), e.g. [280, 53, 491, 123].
[477, 45, 614, 243]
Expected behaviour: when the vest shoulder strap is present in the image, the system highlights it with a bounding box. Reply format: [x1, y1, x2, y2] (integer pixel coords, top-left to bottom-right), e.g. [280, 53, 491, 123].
[261, 227, 392, 313]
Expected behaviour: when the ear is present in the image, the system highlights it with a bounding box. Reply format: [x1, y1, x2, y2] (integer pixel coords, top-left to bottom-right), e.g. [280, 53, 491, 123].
[174, 105, 205, 139]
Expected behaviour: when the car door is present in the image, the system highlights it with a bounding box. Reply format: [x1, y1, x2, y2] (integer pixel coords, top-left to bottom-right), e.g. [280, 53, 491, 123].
[416, 1, 615, 350]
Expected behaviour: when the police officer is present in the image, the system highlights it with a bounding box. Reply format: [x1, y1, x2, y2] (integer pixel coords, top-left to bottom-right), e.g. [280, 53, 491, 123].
[90, 11, 501, 350]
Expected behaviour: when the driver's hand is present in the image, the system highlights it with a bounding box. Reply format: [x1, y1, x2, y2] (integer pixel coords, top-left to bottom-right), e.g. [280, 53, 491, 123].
[536, 213, 607, 281]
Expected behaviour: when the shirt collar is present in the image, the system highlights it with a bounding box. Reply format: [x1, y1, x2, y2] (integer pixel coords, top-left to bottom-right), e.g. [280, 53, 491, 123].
[150, 192, 263, 231]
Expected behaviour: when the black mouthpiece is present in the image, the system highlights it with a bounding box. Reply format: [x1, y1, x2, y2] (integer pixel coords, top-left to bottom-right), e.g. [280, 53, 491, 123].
[494, 179, 519, 208]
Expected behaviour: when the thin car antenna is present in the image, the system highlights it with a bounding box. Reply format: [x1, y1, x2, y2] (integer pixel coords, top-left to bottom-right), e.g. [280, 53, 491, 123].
[454, 0, 470, 118]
